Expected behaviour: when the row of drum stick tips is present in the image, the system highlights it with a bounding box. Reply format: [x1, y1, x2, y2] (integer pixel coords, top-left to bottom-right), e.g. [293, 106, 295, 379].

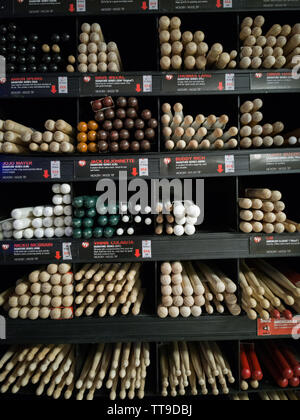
[239, 188, 300, 234]
[239, 16, 300, 70]
[0, 118, 75, 154]
[1, 259, 299, 321]
[240, 259, 300, 322]
[159, 15, 300, 71]
[158, 261, 241, 319]
[159, 15, 237, 71]
[240, 342, 300, 391]
[162, 98, 300, 153]
[0, 262, 144, 320]
[0, 341, 235, 399]
[0, 343, 150, 400]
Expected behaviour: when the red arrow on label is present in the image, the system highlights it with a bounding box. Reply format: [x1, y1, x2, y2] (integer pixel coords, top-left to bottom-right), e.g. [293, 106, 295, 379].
[51, 85, 57, 94]
[55, 251, 62, 260]
[218, 82, 224, 91]
[69, 3, 75, 12]
[43, 170, 50, 179]
[132, 168, 138, 177]
[136, 84, 142, 93]
[135, 249, 141, 258]
[216, 0, 222, 8]
[141, 1, 148, 10]
[217, 164, 224, 173]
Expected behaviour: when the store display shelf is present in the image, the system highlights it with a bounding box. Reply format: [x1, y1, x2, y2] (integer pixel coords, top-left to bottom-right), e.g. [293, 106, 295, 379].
[1, 233, 300, 265]
[3, 0, 300, 17]
[1, 316, 259, 344]
[1, 70, 300, 99]
[2, 148, 300, 183]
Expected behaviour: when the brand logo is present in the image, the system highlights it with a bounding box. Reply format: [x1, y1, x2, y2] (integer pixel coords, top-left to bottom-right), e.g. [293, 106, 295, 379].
[255, 73, 263, 79]
[1, 244, 9, 251]
[78, 160, 87, 167]
[83, 76, 91, 83]
[82, 242, 90, 249]
[254, 237, 262, 244]
[164, 158, 172, 165]
[166, 75, 174, 81]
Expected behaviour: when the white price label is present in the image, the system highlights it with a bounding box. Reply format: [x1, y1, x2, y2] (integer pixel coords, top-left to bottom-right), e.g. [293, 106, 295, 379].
[139, 159, 149, 177]
[225, 74, 235, 91]
[143, 75, 152, 93]
[225, 155, 235, 173]
[142, 240, 152, 259]
[76, 0, 86, 11]
[149, 0, 158, 9]
[62, 243, 72, 261]
[51, 161, 61, 179]
[223, 0, 232, 7]
[58, 77, 68, 94]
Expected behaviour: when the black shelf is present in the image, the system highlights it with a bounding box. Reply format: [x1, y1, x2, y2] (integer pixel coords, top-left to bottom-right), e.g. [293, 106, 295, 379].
[1, 316, 258, 343]
[2, 149, 300, 183]
[1, 70, 300, 98]
[3, 0, 300, 16]
[3, 315, 299, 344]
[1, 233, 300, 265]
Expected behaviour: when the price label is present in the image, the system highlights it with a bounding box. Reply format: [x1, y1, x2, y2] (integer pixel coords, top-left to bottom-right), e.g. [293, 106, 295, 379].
[51, 161, 61, 179]
[58, 77, 68, 94]
[225, 73, 235, 91]
[139, 159, 149, 177]
[76, 0, 86, 11]
[142, 240, 152, 258]
[62, 243, 72, 260]
[143, 75, 153, 93]
[225, 155, 235, 173]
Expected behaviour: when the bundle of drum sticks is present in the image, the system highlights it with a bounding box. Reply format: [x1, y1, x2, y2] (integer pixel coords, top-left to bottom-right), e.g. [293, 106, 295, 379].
[240, 16, 300, 69]
[160, 342, 235, 397]
[159, 16, 237, 71]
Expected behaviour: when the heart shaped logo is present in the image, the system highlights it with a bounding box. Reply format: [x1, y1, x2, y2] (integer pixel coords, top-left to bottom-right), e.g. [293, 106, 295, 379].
[255, 73, 263, 79]
[164, 158, 171, 165]
[83, 76, 91, 83]
[78, 160, 86, 167]
[254, 237, 262, 244]
[166, 75, 173, 81]
[82, 242, 90, 249]
[1, 244, 9, 250]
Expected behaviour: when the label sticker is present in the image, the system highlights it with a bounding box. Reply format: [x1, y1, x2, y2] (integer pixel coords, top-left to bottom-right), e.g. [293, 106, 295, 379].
[225, 155, 235, 173]
[149, 0, 159, 9]
[62, 242, 72, 260]
[58, 77, 68, 94]
[143, 75, 153, 93]
[77, 0, 86, 11]
[225, 73, 235, 91]
[51, 161, 61, 179]
[139, 159, 149, 177]
[142, 240, 152, 258]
